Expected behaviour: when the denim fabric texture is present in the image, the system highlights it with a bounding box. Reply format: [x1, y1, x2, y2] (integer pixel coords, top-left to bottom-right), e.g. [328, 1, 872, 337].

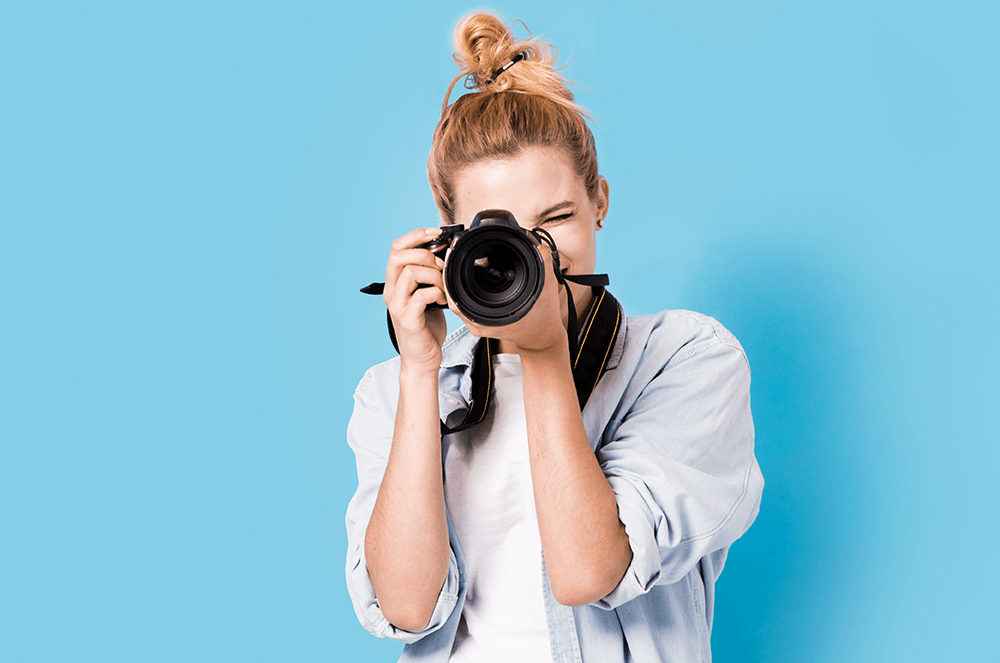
[346, 308, 765, 662]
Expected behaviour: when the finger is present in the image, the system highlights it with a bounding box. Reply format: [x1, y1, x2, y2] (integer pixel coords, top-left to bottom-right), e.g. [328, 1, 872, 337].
[390, 227, 443, 253]
[384, 248, 446, 303]
[393, 287, 448, 334]
[395, 264, 445, 297]
[387, 247, 445, 281]
[406, 285, 447, 310]
[387, 265, 446, 312]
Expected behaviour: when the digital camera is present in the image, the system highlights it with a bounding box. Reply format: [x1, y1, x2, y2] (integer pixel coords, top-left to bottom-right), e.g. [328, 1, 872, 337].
[420, 209, 546, 326]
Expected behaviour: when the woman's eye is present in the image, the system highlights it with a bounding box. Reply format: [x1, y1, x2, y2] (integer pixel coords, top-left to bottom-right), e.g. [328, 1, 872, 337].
[543, 213, 572, 225]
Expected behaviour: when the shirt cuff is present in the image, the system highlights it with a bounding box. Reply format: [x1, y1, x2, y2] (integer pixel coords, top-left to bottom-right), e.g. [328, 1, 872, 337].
[347, 545, 461, 643]
[592, 474, 663, 610]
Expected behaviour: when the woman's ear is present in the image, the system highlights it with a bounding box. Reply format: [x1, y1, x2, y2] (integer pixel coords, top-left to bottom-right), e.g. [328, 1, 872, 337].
[596, 176, 610, 228]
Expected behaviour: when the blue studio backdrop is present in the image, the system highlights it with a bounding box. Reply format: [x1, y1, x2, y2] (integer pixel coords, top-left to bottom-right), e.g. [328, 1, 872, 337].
[2, 1, 997, 661]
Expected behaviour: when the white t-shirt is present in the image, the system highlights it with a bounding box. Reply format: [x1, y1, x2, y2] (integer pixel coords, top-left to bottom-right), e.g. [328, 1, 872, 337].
[442, 354, 551, 662]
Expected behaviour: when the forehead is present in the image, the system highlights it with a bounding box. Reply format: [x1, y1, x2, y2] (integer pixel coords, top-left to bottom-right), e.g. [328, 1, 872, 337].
[451, 147, 584, 222]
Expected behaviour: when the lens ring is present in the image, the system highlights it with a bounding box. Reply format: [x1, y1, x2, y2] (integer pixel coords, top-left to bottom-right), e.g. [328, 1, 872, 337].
[445, 225, 544, 326]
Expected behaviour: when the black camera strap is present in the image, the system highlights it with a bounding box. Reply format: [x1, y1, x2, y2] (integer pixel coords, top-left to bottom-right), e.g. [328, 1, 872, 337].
[443, 334, 498, 435]
[440, 284, 620, 435]
[565, 283, 622, 410]
[359, 279, 622, 435]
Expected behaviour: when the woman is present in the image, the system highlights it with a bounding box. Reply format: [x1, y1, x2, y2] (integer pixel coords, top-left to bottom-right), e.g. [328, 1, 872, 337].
[346, 11, 764, 662]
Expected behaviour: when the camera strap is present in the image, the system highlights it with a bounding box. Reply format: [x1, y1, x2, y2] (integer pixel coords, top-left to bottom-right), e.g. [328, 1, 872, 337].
[359, 278, 621, 435]
[565, 282, 622, 410]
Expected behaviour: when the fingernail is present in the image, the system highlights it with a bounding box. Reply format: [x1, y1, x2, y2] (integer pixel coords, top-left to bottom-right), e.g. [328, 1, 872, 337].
[436, 257, 445, 268]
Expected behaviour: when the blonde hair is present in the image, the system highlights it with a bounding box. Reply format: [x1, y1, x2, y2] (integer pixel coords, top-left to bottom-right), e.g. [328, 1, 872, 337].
[428, 11, 600, 223]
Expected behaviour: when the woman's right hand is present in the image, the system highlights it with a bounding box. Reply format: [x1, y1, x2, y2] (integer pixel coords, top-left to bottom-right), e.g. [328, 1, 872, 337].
[367, 227, 452, 631]
[383, 227, 448, 374]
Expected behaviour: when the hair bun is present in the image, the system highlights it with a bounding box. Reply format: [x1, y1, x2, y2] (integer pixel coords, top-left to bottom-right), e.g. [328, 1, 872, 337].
[451, 11, 568, 99]
[430, 12, 599, 223]
[453, 12, 517, 85]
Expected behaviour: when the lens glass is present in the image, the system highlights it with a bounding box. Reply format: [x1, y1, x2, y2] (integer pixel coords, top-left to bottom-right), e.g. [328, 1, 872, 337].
[470, 245, 521, 297]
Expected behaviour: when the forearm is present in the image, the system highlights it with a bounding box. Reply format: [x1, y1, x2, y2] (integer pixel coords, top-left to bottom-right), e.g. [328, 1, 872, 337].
[365, 367, 450, 631]
[519, 344, 633, 606]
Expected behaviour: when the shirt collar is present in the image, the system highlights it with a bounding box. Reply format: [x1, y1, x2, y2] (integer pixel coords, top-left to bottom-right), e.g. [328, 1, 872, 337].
[440, 325, 480, 369]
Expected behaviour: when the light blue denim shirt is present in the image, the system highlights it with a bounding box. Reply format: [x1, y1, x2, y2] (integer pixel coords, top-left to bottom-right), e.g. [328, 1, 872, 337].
[346, 308, 764, 662]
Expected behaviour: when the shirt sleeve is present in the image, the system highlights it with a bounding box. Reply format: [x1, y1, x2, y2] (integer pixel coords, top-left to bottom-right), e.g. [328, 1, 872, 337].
[593, 322, 764, 610]
[344, 368, 462, 642]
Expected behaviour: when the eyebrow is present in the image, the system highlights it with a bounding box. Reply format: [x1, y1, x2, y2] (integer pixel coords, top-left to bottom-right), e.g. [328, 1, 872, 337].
[536, 200, 575, 220]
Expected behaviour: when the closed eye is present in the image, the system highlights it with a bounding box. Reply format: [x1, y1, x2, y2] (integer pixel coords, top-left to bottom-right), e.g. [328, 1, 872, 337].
[542, 213, 573, 225]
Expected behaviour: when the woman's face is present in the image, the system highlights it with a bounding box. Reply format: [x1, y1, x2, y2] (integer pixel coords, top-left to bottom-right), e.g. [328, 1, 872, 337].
[449, 146, 610, 322]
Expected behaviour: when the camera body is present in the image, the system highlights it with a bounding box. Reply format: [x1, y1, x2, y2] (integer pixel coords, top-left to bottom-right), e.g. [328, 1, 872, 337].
[420, 209, 546, 326]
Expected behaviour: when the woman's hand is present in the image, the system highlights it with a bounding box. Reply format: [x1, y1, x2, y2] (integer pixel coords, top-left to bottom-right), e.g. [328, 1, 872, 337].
[383, 227, 449, 374]
[368, 227, 453, 631]
[449, 239, 630, 606]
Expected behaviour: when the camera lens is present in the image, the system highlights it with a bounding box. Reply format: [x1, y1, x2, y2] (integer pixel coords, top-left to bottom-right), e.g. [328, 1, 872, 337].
[445, 224, 544, 326]
[471, 246, 519, 295]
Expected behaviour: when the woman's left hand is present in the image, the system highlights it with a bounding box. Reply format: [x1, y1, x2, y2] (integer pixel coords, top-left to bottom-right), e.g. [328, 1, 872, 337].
[453, 239, 631, 606]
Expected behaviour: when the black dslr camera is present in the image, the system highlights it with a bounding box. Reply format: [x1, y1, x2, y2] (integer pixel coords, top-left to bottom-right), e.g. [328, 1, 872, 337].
[420, 209, 548, 326]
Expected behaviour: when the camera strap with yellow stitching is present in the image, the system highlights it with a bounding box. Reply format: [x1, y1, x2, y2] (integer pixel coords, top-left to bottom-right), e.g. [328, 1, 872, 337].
[361, 277, 622, 436]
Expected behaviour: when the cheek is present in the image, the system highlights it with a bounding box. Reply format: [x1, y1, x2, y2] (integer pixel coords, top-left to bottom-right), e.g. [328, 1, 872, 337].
[561, 232, 597, 271]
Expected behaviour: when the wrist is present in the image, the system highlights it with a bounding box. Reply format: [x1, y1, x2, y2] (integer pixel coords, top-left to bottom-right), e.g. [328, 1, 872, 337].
[513, 322, 569, 354]
[398, 361, 441, 386]
[517, 337, 572, 368]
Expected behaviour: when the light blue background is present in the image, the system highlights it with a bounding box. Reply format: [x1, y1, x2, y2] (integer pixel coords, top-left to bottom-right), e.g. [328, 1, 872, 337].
[2, 1, 997, 661]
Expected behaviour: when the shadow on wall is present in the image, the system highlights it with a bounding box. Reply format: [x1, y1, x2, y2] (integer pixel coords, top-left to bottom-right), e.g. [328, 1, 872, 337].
[669, 233, 884, 662]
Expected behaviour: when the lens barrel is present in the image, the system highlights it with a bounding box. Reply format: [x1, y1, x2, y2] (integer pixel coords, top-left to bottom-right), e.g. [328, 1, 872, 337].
[444, 214, 544, 326]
